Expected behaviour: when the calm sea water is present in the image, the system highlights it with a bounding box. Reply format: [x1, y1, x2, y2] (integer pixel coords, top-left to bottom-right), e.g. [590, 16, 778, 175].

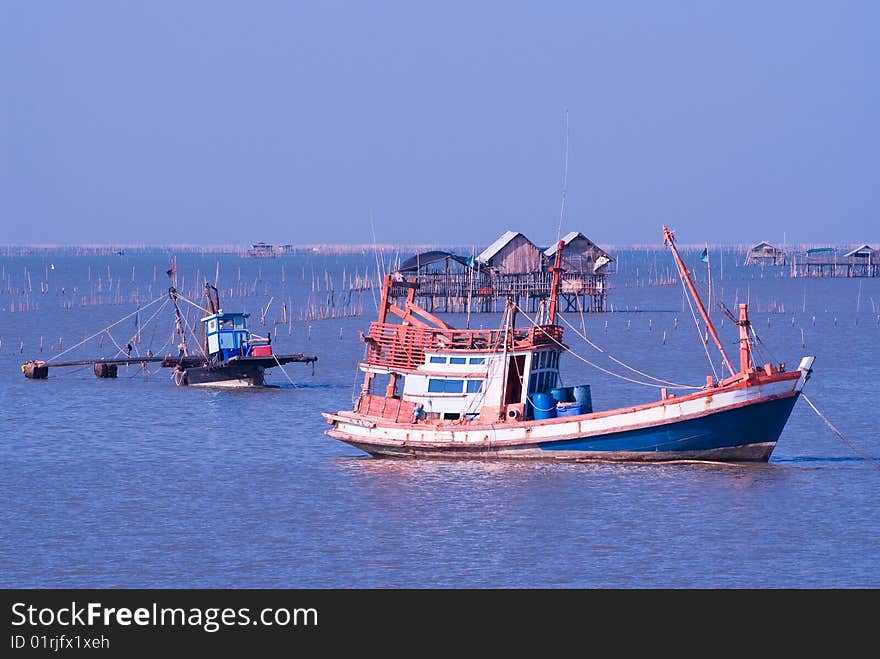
[1, 248, 878, 588]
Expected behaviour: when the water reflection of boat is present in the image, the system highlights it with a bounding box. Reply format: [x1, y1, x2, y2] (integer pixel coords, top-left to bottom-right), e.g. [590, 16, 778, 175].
[323, 226, 814, 462]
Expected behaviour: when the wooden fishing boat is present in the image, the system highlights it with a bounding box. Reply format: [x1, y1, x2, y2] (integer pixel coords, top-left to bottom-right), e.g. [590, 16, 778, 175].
[322, 226, 814, 462]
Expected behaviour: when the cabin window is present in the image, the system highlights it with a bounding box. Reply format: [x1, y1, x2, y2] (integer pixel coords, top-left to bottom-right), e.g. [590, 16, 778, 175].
[547, 372, 557, 389]
[234, 317, 245, 329]
[428, 379, 464, 393]
[429, 356, 447, 364]
[539, 352, 547, 369]
[469, 357, 485, 365]
[207, 319, 217, 333]
[466, 380, 483, 393]
[450, 357, 467, 365]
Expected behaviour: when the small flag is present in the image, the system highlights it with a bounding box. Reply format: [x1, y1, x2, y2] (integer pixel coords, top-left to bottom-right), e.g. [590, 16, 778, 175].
[700, 248, 709, 263]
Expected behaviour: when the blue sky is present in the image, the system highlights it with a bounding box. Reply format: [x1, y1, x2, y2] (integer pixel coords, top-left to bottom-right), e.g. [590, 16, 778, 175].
[2, 1, 877, 246]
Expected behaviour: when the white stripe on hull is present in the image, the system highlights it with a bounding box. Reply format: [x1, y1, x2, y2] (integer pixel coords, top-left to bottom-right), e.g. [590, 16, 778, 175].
[188, 378, 260, 388]
[325, 376, 801, 452]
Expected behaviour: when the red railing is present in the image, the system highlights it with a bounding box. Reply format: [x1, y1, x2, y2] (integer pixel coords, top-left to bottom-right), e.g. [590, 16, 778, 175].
[363, 322, 564, 371]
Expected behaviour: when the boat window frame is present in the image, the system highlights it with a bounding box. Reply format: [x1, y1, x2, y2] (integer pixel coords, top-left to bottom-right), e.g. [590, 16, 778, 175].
[466, 380, 483, 394]
[428, 378, 465, 394]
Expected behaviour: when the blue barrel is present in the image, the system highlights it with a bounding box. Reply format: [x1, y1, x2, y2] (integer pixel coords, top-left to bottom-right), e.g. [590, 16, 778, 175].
[572, 385, 593, 413]
[531, 392, 557, 420]
[550, 387, 574, 404]
[556, 402, 584, 417]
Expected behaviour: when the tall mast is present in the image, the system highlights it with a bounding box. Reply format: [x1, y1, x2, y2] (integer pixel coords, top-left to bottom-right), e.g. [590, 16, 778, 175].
[662, 226, 736, 377]
[547, 240, 565, 325]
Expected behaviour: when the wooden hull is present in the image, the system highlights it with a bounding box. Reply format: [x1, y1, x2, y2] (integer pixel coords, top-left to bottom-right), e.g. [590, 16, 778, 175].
[324, 369, 809, 463]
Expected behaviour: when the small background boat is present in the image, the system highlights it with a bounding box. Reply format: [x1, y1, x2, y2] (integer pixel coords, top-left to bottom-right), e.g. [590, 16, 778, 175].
[21, 268, 316, 388]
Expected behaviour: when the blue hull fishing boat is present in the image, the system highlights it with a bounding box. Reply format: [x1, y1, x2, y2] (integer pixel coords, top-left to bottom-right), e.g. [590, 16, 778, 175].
[323, 227, 814, 462]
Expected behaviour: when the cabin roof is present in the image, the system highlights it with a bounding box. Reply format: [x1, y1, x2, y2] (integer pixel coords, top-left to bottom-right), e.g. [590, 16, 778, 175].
[544, 231, 612, 260]
[476, 230, 524, 263]
[201, 311, 250, 323]
[399, 250, 472, 272]
[843, 244, 876, 257]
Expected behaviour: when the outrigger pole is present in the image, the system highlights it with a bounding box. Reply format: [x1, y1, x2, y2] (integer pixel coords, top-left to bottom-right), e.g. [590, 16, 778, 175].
[663, 226, 737, 378]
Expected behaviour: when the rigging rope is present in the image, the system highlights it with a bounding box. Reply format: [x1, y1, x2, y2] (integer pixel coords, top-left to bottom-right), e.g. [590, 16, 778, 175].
[46, 294, 165, 363]
[114, 297, 170, 358]
[514, 304, 703, 390]
[556, 312, 699, 389]
[802, 394, 880, 471]
[175, 292, 208, 314]
[104, 330, 128, 358]
[176, 305, 208, 359]
[678, 270, 720, 381]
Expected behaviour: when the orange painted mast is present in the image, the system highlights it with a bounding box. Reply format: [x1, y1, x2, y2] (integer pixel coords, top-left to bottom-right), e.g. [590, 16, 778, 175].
[737, 303, 753, 374]
[547, 240, 565, 325]
[662, 226, 737, 377]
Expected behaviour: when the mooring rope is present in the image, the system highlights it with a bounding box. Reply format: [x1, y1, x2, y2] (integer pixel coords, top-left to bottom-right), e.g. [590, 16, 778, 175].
[272, 353, 299, 388]
[514, 304, 702, 390]
[557, 312, 698, 389]
[802, 394, 880, 471]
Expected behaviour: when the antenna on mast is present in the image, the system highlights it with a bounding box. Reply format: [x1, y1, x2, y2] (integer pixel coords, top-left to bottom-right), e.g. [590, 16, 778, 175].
[556, 109, 569, 243]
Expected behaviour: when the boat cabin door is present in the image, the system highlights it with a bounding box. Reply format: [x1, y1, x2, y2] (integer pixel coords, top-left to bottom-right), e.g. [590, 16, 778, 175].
[504, 355, 526, 405]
